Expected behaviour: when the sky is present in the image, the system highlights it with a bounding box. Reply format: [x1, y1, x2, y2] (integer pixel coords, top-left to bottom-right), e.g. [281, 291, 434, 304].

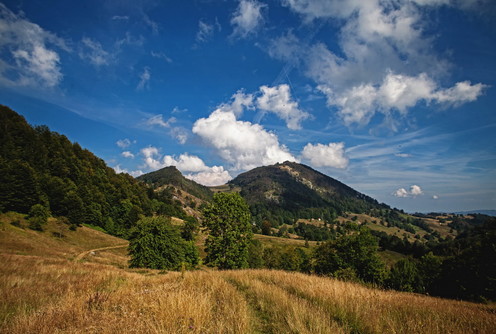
[0, 0, 495, 213]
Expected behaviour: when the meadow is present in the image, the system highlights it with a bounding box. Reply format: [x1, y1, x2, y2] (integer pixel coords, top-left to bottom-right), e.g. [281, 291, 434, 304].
[1, 214, 496, 333]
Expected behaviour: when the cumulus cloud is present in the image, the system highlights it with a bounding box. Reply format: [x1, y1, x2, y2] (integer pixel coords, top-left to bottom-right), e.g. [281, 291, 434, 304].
[231, 0, 266, 38]
[0, 3, 69, 87]
[393, 184, 424, 197]
[136, 67, 151, 90]
[394, 188, 410, 198]
[410, 185, 423, 196]
[185, 167, 232, 187]
[116, 138, 132, 148]
[79, 37, 111, 66]
[121, 151, 135, 159]
[318, 72, 486, 126]
[218, 90, 254, 117]
[139, 148, 231, 186]
[256, 84, 310, 130]
[301, 142, 348, 168]
[192, 108, 297, 171]
[432, 195, 439, 199]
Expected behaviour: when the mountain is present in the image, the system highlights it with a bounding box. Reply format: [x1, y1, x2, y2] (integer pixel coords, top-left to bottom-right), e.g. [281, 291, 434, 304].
[228, 161, 391, 226]
[137, 166, 213, 202]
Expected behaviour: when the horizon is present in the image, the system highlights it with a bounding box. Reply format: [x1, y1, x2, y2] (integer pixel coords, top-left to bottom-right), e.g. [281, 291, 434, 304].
[0, 0, 495, 213]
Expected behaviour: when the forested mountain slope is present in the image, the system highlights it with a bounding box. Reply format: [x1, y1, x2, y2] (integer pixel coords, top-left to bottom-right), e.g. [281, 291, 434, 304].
[0, 105, 182, 236]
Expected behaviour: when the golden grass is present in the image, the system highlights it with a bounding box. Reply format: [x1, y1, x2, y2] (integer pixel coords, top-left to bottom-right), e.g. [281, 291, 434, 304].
[1, 213, 495, 333]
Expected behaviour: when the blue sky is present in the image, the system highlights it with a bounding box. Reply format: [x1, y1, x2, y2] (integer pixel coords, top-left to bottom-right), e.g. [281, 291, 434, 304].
[0, 0, 495, 213]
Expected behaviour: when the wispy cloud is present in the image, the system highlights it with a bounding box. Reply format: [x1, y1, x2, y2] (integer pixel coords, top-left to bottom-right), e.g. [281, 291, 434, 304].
[136, 67, 151, 90]
[79, 37, 111, 66]
[151, 51, 172, 63]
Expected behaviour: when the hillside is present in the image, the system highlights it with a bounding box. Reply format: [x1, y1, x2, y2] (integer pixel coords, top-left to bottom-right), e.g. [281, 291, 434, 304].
[0, 106, 188, 237]
[2, 214, 495, 334]
[228, 161, 399, 226]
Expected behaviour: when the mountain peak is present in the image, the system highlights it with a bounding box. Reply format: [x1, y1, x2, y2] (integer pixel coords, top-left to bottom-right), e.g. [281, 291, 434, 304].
[229, 161, 386, 225]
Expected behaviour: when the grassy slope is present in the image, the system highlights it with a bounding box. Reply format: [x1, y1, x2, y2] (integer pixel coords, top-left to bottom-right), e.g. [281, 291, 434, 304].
[1, 213, 495, 333]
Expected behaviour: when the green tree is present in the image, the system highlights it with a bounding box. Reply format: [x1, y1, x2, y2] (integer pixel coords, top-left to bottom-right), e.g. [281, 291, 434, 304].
[202, 192, 253, 269]
[28, 203, 50, 231]
[388, 257, 419, 292]
[314, 228, 386, 284]
[128, 216, 199, 270]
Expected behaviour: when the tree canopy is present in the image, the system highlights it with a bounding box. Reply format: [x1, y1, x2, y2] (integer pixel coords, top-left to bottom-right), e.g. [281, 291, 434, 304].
[314, 228, 386, 284]
[202, 192, 253, 269]
[128, 216, 199, 270]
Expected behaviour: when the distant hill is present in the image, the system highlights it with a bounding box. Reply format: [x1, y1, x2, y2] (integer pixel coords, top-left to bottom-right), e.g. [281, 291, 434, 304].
[228, 161, 391, 225]
[138, 166, 213, 202]
[454, 210, 496, 217]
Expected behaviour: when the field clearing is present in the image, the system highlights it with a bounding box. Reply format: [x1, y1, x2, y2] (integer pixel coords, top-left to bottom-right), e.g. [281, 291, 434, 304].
[2, 213, 495, 333]
[423, 218, 455, 238]
[254, 233, 317, 246]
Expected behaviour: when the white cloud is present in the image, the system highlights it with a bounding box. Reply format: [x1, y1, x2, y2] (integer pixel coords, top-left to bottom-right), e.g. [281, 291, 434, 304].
[196, 19, 214, 43]
[395, 153, 411, 158]
[136, 67, 151, 90]
[192, 108, 297, 171]
[301, 142, 348, 168]
[170, 127, 189, 145]
[163, 153, 232, 186]
[163, 153, 211, 173]
[219, 90, 254, 117]
[113, 165, 143, 177]
[432, 195, 439, 199]
[410, 184, 423, 196]
[146, 114, 176, 128]
[394, 188, 410, 198]
[318, 72, 487, 126]
[121, 151, 135, 159]
[185, 167, 232, 187]
[231, 0, 266, 38]
[256, 84, 310, 130]
[79, 37, 111, 66]
[140, 146, 162, 169]
[393, 184, 424, 197]
[151, 51, 172, 63]
[145, 114, 188, 144]
[0, 3, 68, 87]
[116, 138, 132, 148]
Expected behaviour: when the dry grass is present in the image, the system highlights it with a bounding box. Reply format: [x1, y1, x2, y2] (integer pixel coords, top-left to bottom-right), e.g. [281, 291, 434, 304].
[1, 213, 495, 333]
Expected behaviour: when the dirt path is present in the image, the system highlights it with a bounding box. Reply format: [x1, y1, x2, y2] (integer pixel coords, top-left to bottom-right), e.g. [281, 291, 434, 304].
[74, 244, 128, 261]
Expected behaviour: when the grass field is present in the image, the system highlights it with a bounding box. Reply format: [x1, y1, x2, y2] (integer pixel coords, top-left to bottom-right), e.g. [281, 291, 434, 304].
[1, 213, 495, 333]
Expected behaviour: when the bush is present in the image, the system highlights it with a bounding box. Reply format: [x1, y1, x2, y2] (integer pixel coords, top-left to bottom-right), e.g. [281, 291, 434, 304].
[27, 204, 50, 231]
